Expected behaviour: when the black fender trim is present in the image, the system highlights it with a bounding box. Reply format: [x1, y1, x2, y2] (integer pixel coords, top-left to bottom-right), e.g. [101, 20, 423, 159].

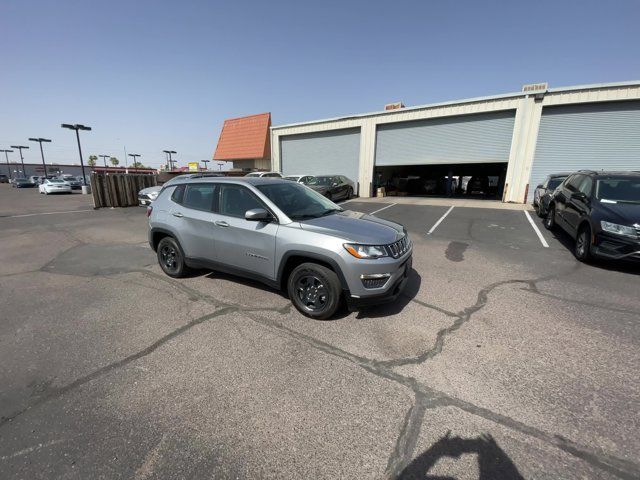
[184, 256, 280, 290]
[277, 250, 349, 291]
[149, 227, 176, 251]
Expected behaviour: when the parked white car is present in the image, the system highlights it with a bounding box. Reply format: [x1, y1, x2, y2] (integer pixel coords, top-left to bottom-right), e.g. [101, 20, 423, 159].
[244, 171, 282, 178]
[284, 174, 316, 183]
[39, 178, 72, 194]
[138, 185, 162, 206]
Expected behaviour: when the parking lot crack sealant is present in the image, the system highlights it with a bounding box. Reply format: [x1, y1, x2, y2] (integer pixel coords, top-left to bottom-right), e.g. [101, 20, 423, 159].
[239, 307, 639, 480]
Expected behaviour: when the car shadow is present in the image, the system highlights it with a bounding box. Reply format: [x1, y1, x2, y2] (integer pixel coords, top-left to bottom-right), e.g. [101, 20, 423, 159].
[398, 431, 524, 480]
[354, 269, 421, 319]
[547, 228, 640, 276]
[201, 269, 353, 320]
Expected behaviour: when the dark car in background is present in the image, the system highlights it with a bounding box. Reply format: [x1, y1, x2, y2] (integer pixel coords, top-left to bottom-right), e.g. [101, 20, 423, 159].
[533, 173, 570, 217]
[0, 174, 8, 183]
[465, 176, 489, 195]
[544, 171, 640, 262]
[304, 175, 354, 201]
[12, 177, 36, 188]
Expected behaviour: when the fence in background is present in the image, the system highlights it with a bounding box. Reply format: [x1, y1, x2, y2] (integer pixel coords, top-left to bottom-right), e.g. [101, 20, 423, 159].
[91, 172, 157, 208]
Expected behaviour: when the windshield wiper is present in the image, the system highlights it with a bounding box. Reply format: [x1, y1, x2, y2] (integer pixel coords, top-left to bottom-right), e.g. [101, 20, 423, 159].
[319, 208, 342, 217]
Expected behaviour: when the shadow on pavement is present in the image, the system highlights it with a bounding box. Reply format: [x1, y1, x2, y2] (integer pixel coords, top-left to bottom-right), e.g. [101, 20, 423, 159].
[547, 228, 640, 276]
[398, 431, 524, 480]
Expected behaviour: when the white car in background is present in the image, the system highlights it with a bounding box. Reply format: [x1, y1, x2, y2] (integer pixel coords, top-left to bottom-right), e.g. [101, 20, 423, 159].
[39, 178, 72, 194]
[284, 174, 315, 184]
[244, 171, 282, 178]
[138, 185, 162, 206]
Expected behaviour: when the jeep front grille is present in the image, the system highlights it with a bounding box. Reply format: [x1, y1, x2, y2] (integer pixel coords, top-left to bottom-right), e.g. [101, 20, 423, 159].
[386, 236, 410, 259]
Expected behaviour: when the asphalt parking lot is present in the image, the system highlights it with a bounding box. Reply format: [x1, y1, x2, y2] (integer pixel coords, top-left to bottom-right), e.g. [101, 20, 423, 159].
[1, 185, 638, 479]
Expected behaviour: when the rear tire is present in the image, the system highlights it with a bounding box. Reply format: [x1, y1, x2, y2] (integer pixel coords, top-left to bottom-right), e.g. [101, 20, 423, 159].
[346, 187, 353, 199]
[544, 205, 556, 230]
[157, 237, 189, 278]
[574, 224, 592, 262]
[287, 263, 342, 320]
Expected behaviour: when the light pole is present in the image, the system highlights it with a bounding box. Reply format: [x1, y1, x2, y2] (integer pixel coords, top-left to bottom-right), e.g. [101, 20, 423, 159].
[128, 153, 141, 172]
[163, 150, 176, 171]
[1, 149, 13, 179]
[99, 155, 110, 168]
[10, 145, 29, 177]
[61, 124, 91, 185]
[202, 159, 210, 171]
[28, 138, 52, 178]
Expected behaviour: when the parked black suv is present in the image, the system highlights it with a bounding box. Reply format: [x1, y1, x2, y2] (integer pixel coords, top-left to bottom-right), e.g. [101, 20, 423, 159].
[533, 173, 570, 217]
[544, 171, 640, 261]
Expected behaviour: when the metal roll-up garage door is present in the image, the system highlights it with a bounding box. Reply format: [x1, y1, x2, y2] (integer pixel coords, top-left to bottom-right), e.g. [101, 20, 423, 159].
[530, 100, 640, 189]
[280, 128, 360, 184]
[375, 110, 516, 166]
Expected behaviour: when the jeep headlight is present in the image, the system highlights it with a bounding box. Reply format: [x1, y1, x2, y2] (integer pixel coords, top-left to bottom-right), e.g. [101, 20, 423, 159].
[601, 221, 637, 238]
[343, 243, 388, 259]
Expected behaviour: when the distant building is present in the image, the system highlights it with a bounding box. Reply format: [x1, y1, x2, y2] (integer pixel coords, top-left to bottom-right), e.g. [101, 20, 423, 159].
[214, 112, 271, 171]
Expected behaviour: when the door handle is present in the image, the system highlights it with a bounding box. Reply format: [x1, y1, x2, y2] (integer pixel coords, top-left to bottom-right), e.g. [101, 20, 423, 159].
[215, 220, 229, 227]
[172, 212, 183, 218]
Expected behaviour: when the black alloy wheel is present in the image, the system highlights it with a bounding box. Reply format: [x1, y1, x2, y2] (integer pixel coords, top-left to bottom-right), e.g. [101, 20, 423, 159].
[287, 263, 341, 320]
[574, 225, 592, 262]
[544, 205, 556, 230]
[157, 237, 188, 278]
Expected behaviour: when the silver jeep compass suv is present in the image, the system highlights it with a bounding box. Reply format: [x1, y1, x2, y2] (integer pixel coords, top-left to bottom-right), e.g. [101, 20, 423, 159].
[148, 177, 412, 319]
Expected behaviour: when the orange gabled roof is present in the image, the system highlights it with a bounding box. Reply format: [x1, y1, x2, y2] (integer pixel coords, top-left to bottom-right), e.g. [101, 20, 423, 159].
[213, 112, 271, 161]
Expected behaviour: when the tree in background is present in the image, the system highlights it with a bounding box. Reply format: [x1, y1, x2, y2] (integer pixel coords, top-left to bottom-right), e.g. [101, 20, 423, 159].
[110, 157, 119, 167]
[88, 155, 98, 167]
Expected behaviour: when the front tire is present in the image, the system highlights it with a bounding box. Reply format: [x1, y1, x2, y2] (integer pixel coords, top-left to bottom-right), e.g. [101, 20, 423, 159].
[287, 263, 342, 320]
[544, 205, 556, 230]
[157, 237, 189, 278]
[574, 225, 592, 262]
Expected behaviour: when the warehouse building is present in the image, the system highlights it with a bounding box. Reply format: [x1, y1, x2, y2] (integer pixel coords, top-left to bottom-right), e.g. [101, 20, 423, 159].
[270, 81, 640, 203]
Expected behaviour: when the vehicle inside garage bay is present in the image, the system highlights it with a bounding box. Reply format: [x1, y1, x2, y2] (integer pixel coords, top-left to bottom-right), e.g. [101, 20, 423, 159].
[271, 81, 640, 203]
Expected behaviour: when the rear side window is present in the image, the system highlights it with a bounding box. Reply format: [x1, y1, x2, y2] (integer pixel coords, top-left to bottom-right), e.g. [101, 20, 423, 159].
[183, 184, 216, 211]
[219, 184, 263, 217]
[172, 185, 185, 204]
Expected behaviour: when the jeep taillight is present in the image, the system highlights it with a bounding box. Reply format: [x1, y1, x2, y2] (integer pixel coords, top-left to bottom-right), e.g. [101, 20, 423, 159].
[146, 206, 153, 218]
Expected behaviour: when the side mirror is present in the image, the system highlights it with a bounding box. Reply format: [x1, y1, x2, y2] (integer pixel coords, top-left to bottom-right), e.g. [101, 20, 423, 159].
[536, 184, 543, 189]
[332, 182, 338, 187]
[245, 208, 272, 222]
[570, 191, 587, 201]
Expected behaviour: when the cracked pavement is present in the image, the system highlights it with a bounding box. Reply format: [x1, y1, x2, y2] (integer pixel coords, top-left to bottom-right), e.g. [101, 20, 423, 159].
[0, 188, 639, 479]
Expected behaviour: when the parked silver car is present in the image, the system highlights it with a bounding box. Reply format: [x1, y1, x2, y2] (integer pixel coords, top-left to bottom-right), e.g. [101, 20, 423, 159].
[148, 177, 412, 319]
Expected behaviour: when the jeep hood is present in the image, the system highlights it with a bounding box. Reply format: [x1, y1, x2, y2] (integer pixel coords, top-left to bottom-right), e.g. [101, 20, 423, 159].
[298, 210, 405, 244]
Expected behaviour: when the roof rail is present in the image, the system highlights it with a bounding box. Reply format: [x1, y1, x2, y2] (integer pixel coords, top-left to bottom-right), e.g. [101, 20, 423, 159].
[577, 169, 598, 174]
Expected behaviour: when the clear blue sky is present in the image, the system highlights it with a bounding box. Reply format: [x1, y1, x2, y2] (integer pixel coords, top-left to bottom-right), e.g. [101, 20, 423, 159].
[2, 0, 639, 169]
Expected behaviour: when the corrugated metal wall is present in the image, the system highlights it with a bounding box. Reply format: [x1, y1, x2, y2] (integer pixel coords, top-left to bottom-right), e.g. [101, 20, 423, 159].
[375, 110, 516, 166]
[529, 100, 640, 189]
[280, 128, 361, 183]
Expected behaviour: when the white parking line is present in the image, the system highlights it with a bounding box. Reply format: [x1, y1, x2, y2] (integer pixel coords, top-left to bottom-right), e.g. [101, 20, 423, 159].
[427, 206, 454, 235]
[524, 210, 549, 248]
[369, 203, 397, 215]
[5, 209, 94, 219]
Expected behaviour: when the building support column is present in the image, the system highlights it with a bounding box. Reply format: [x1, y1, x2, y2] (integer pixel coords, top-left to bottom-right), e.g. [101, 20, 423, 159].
[503, 95, 543, 203]
[357, 118, 376, 197]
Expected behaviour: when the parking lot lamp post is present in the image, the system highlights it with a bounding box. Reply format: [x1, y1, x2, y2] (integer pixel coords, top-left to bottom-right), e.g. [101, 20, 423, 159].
[1, 149, 14, 179]
[163, 150, 176, 171]
[61, 124, 91, 185]
[28, 138, 52, 178]
[202, 159, 210, 171]
[99, 155, 110, 168]
[128, 153, 141, 172]
[10, 145, 29, 177]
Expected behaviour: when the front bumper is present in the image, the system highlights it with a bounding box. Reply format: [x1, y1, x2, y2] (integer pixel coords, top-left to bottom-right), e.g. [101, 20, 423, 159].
[345, 255, 412, 309]
[593, 232, 640, 260]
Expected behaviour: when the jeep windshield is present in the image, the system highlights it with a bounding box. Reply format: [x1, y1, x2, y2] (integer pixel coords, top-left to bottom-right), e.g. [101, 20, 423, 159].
[596, 177, 640, 204]
[256, 182, 342, 220]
